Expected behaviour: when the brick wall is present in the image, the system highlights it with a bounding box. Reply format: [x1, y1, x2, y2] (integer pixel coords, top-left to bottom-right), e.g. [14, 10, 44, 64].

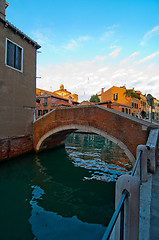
[33, 105, 158, 160]
[0, 135, 33, 161]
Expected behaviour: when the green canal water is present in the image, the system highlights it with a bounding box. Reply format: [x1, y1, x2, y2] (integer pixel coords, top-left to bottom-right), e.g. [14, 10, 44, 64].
[0, 133, 132, 240]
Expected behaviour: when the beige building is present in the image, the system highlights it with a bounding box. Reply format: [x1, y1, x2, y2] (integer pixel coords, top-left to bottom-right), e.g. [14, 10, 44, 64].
[0, 1, 41, 160]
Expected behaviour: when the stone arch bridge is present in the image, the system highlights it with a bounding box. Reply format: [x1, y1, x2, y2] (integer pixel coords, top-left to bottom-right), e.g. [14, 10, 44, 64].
[33, 105, 157, 163]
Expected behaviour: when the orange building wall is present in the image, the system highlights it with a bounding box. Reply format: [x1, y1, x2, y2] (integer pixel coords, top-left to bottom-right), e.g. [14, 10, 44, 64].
[101, 86, 131, 107]
[100, 86, 147, 117]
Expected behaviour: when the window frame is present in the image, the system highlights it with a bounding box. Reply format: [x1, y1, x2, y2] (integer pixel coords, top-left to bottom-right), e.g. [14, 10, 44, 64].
[113, 93, 118, 101]
[43, 98, 48, 106]
[5, 38, 23, 72]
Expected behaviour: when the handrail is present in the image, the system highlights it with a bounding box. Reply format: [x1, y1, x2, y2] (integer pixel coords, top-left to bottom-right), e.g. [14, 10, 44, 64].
[102, 189, 129, 240]
[131, 150, 142, 177]
[102, 150, 143, 240]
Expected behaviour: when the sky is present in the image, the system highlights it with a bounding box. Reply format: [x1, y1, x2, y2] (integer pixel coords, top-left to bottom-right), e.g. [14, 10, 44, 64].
[6, 0, 159, 101]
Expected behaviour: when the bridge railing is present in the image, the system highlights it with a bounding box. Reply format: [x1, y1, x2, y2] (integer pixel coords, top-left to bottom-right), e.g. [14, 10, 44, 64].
[102, 129, 159, 240]
[102, 150, 142, 240]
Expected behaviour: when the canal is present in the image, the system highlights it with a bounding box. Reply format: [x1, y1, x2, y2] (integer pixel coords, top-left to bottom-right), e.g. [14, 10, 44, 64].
[0, 133, 132, 240]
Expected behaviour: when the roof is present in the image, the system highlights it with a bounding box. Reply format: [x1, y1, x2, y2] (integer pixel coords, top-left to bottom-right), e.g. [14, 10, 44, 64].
[79, 101, 95, 106]
[111, 102, 131, 108]
[0, 16, 41, 49]
[51, 100, 73, 107]
[96, 101, 111, 105]
[36, 88, 79, 104]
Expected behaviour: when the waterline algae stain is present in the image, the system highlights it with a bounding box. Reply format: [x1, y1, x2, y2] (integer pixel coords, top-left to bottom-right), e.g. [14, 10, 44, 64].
[0, 133, 132, 239]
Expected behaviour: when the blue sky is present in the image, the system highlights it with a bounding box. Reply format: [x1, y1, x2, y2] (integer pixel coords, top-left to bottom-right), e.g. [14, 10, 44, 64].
[6, 0, 159, 101]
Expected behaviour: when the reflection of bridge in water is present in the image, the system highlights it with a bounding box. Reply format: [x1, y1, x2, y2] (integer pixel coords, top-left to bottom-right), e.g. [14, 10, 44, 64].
[33, 105, 157, 163]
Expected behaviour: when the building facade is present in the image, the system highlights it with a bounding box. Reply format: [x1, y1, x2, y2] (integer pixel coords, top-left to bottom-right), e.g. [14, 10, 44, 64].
[0, 1, 40, 160]
[36, 88, 79, 119]
[98, 86, 148, 118]
[152, 98, 159, 121]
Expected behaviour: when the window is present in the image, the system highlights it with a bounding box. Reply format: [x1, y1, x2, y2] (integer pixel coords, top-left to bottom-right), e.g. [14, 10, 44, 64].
[43, 98, 48, 106]
[122, 108, 124, 113]
[126, 108, 128, 114]
[132, 102, 134, 108]
[38, 110, 42, 116]
[129, 109, 131, 114]
[5, 39, 23, 71]
[113, 93, 118, 101]
[134, 103, 138, 109]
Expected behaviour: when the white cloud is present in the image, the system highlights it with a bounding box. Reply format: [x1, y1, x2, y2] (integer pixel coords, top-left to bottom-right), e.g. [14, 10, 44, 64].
[31, 29, 55, 45]
[100, 24, 120, 41]
[135, 51, 159, 64]
[93, 55, 106, 62]
[100, 30, 115, 41]
[63, 35, 91, 50]
[120, 52, 140, 65]
[109, 48, 121, 58]
[37, 54, 159, 102]
[140, 25, 159, 45]
[151, 75, 159, 81]
[64, 39, 78, 50]
[107, 24, 120, 29]
[98, 67, 109, 73]
[110, 45, 120, 49]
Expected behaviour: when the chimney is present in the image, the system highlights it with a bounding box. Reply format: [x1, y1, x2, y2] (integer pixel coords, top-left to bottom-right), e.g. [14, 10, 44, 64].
[101, 88, 104, 94]
[68, 96, 72, 104]
[0, 1, 8, 19]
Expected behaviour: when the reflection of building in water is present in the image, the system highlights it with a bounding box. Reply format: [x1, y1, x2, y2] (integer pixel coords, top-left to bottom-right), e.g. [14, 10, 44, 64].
[65, 133, 132, 182]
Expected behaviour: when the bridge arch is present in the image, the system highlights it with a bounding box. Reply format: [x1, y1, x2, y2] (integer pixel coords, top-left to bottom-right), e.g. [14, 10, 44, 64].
[33, 105, 157, 164]
[36, 124, 136, 163]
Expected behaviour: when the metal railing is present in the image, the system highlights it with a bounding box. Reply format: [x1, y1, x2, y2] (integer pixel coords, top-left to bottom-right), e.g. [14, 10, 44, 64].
[102, 150, 143, 240]
[131, 150, 143, 184]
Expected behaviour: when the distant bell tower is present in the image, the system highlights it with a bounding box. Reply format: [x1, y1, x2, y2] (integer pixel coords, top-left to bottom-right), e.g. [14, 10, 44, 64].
[60, 84, 64, 90]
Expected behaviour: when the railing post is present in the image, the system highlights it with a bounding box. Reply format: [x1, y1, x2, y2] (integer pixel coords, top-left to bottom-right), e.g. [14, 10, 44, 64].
[147, 146, 156, 173]
[114, 175, 140, 240]
[146, 129, 159, 173]
[135, 145, 148, 183]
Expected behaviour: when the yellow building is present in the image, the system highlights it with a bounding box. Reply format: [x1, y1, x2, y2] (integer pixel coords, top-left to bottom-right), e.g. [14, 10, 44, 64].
[99, 86, 147, 117]
[53, 84, 78, 103]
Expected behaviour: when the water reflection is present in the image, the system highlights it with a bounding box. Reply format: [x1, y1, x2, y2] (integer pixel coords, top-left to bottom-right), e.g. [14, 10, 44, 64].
[65, 133, 132, 182]
[0, 133, 131, 239]
[29, 185, 105, 240]
[31, 147, 115, 227]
